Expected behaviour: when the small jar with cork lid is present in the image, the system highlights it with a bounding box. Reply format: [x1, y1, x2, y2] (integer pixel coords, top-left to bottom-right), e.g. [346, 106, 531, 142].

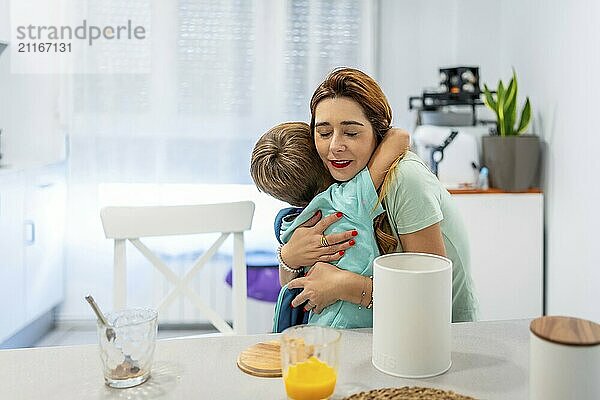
[529, 315, 600, 400]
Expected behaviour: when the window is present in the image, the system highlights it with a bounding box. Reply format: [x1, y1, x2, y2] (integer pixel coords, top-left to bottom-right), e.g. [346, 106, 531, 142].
[63, 0, 376, 319]
[69, 0, 375, 185]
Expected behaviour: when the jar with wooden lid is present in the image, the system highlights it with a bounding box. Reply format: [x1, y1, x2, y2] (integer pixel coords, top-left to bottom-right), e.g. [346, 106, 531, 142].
[530, 315, 600, 400]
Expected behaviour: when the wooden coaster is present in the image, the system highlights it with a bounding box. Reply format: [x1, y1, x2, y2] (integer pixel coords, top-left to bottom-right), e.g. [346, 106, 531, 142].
[237, 340, 282, 378]
[343, 386, 477, 400]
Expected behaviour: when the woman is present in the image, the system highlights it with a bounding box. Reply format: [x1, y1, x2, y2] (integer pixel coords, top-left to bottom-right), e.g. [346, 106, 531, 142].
[279, 67, 478, 322]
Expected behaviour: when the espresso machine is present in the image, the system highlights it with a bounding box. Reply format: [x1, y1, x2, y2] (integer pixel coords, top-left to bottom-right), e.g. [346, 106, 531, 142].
[409, 66, 490, 189]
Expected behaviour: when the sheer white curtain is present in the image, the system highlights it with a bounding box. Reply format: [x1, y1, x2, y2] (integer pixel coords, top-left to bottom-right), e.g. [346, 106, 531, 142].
[62, 0, 376, 320]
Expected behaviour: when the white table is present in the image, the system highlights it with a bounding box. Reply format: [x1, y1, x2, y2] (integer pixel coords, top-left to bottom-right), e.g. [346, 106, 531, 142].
[0, 319, 531, 399]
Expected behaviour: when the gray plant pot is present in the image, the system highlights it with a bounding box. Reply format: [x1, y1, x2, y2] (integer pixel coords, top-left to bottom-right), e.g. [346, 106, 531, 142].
[482, 135, 540, 192]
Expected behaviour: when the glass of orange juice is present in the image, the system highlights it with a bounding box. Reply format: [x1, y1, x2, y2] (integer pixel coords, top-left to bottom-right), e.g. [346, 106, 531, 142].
[280, 325, 341, 400]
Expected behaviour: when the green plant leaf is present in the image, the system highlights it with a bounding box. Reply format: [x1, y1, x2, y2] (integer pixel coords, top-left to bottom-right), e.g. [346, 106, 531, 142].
[517, 97, 532, 134]
[505, 102, 516, 135]
[504, 77, 517, 135]
[483, 84, 501, 135]
[504, 80, 517, 136]
[497, 80, 506, 136]
[504, 74, 517, 114]
[497, 80, 505, 98]
[482, 84, 497, 112]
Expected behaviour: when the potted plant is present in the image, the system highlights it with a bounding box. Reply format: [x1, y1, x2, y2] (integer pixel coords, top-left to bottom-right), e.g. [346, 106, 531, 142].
[481, 69, 540, 191]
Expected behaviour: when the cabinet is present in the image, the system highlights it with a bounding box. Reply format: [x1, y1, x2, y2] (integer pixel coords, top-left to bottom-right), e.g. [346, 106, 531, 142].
[0, 173, 26, 341]
[0, 165, 65, 345]
[23, 169, 66, 322]
[451, 191, 544, 321]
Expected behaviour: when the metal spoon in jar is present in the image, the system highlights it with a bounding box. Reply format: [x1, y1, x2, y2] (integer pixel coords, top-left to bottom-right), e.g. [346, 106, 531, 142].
[85, 295, 116, 342]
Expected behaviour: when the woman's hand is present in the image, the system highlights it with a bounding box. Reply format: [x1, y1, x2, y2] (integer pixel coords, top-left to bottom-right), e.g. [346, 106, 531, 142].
[287, 262, 346, 314]
[280, 210, 358, 269]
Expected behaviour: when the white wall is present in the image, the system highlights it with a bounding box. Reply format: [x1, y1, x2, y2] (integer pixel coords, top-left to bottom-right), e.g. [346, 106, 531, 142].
[379, 0, 600, 322]
[377, 1, 458, 130]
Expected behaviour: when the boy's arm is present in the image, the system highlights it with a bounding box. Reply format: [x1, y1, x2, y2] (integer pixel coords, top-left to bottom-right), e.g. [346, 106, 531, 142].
[367, 128, 411, 189]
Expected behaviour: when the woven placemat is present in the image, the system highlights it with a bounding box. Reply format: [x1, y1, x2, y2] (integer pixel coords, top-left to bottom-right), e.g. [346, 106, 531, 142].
[343, 386, 477, 400]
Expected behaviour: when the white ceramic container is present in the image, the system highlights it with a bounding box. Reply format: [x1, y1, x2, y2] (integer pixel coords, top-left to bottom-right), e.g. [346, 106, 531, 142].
[372, 253, 452, 378]
[530, 316, 600, 400]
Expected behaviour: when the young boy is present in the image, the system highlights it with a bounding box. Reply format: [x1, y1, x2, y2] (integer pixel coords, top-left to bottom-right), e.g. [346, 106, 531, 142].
[250, 122, 409, 329]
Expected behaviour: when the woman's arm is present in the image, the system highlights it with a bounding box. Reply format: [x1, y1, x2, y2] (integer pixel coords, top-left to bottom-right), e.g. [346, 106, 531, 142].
[279, 261, 302, 287]
[287, 223, 447, 310]
[278, 211, 356, 286]
[287, 262, 372, 313]
[398, 222, 447, 257]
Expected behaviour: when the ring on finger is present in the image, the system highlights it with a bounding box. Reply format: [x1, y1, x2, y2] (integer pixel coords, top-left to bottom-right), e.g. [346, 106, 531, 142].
[320, 234, 329, 247]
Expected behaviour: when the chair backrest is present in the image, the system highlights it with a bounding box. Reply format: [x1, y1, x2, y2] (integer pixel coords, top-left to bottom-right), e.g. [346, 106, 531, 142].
[101, 202, 254, 239]
[100, 201, 255, 334]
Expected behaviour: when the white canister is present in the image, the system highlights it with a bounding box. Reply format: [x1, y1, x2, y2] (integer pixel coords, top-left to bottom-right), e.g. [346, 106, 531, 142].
[530, 316, 600, 400]
[372, 252, 452, 378]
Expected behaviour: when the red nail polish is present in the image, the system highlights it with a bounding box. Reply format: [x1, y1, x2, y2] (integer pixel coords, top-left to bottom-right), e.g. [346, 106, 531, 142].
[349, 239, 355, 246]
[304, 307, 308, 312]
[291, 304, 295, 308]
[351, 230, 358, 236]
[336, 212, 343, 218]
[339, 250, 345, 256]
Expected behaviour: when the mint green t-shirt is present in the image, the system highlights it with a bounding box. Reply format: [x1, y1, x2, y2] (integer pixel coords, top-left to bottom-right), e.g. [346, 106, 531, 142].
[383, 151, 479, 322]
[280, 168, 384, 328]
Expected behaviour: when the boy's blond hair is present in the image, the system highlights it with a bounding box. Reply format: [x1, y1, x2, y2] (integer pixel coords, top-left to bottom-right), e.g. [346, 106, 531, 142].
[251, 122, 331, 207]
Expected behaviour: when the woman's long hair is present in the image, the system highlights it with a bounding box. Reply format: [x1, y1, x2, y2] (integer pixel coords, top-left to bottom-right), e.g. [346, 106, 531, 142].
[310, 67, 400, 254]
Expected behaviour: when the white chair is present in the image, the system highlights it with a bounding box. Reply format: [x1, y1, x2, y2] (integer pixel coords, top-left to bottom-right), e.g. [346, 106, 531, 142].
[100, 201, 255, 335]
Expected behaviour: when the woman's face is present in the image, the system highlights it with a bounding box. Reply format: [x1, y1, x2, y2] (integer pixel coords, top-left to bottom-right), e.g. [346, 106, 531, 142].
[313, 96, 377, 182]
